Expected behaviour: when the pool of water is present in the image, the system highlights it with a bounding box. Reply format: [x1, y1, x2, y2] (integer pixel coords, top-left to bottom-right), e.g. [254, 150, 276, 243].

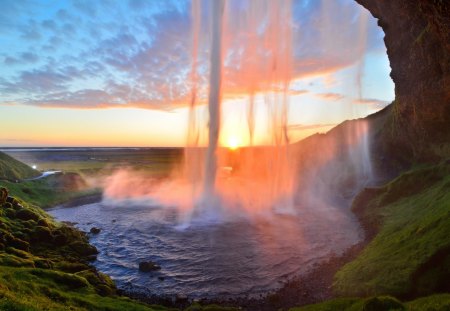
[50, 200, 361, 298]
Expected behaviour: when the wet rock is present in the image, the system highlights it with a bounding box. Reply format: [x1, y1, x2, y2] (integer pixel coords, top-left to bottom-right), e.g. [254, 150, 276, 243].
[139, 261, 161, 272]
[158, 276, 165, 281]
[90, 227, 101, 234]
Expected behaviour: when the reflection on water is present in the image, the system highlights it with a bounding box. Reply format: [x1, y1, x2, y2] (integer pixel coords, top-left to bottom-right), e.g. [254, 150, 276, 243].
[50, 201, 361, 298]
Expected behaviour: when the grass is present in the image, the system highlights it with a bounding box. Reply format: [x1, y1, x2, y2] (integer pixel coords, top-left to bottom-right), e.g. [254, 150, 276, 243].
[333, 161, 450, 297]
[3, 148, 183, 177]
[0, 152, 40, 181]
[0, 178, 238, 310]
[0, 176, 100, 209]
[0, 193, 168, 310]
[0, 266, 173, 311]
[289, 294, 450, 311]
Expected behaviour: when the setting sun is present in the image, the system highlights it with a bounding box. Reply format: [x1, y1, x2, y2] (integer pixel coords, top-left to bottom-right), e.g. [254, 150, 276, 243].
[227, 136, 241, 150]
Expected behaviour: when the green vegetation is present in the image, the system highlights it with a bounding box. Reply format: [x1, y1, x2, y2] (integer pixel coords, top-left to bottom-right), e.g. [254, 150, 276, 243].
[0, 191, 166, 310]
[0, 151, 101, 209]
[289, 294, 450, 311]
[5, 148, 183, 177]
[0, 174, 100, 209]
[334, 162, 450, 297]
[0, 152, 39, 181]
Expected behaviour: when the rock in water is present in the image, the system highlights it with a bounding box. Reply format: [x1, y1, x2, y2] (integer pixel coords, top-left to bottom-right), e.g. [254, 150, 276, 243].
[138, 261, 161, 272]
[90, 227, 101, 234]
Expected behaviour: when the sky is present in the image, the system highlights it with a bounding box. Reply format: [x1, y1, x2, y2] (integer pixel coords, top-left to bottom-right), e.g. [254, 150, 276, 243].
[0, 0, 394, 147]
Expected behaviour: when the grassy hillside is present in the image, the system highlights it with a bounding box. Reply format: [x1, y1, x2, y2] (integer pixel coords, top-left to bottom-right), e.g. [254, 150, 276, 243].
[0, 192, 163, 310]
[289, 294, 450, 311]
[288, 161, 450, 310]
[0, 173, 100, 209]
[0, 190, 236, 311]
[333, 161, 450, 297]
[0, 152, 40, 181]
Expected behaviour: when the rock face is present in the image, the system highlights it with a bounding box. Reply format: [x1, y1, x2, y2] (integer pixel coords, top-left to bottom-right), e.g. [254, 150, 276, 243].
[90, 227, 101, 234]
[356, 0, 450, 161]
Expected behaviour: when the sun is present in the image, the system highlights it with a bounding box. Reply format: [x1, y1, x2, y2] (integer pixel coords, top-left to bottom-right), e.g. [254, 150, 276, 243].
[227, 136, 240, 150]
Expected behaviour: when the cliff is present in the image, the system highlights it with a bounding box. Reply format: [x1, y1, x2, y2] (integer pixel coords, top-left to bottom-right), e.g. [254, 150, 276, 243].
[356, 0, 450, 162]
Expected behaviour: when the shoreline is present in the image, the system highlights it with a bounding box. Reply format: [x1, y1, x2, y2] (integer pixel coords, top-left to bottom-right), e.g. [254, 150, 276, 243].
[121, 241, 367, 310]
[51, 190, 373, 311]
[57, 192, 103, 208]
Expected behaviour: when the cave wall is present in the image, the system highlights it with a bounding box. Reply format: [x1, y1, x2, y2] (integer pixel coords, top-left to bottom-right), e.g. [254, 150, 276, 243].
[356, 0, 450, 161]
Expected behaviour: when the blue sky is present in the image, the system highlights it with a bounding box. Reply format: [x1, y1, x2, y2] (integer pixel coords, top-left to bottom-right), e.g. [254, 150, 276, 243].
[0, 0, 394, 147]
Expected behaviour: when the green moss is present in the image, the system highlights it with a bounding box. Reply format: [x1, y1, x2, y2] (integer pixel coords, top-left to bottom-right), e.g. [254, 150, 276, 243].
[334, 162, 450, 297]
[0, 266, 170, 310]
[406, 294, 450, 310]
[290, 295, 450, 311]
[0, 188, 175, 310]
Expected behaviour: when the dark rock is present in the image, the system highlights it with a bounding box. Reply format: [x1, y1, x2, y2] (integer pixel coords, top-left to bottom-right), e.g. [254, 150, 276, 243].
[158, 276, 165, 281]
[0, 187, 8, 205]
[356, 0, 450, 162]
[138, 261, 161, 272]
[90, 227, 101, 234]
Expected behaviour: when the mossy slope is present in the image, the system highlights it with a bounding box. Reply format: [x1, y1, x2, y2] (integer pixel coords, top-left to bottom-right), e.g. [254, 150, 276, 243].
[333, 162, 450, 297]
[0, 192, 169, 310]
[0, 173, 99, 209]
[289, 294, 450, 311]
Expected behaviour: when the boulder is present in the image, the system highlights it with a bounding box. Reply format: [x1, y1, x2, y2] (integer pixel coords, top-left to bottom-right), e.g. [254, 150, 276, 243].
[90, 227, 101, 234]
[138, 261, 161, 272]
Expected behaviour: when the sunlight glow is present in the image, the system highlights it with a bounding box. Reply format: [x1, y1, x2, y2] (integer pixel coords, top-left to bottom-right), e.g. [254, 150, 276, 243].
[227, 136, 241, 150]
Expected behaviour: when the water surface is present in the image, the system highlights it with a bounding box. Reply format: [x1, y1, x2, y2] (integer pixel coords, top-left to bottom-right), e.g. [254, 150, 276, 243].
[50, 201, 361, 298]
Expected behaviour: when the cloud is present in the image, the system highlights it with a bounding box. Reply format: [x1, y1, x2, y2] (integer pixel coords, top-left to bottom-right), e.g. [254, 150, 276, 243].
[289, 89, 309, 96]
[353, 98, 390, 108]
[0, 0, 388, 111]
[288, 123, 337, 131]
[315, 92, 345, 101]
[4, 57, 19, 65]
